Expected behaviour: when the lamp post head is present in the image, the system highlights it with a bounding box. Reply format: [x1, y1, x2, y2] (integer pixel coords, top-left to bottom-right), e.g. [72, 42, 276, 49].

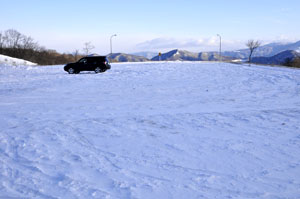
[110, 34, 117, 55]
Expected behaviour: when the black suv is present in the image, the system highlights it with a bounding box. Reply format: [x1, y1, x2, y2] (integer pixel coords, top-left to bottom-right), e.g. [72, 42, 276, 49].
[64, 56, 111, 74]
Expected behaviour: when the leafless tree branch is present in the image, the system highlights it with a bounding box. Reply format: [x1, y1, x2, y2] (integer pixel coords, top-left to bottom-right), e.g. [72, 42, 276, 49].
[246, 39, 261, 65]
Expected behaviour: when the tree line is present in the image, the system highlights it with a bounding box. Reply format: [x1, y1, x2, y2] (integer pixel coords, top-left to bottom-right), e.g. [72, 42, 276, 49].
[0, 29, 83, 65]
[284, 56, 300, 68]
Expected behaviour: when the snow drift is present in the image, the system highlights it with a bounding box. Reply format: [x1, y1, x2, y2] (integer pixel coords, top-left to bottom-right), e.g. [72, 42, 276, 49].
[0, 54, 37, 66]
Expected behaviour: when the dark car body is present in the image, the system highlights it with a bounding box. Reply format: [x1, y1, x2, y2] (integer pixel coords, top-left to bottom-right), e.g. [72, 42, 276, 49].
[64, 56, 111, 74]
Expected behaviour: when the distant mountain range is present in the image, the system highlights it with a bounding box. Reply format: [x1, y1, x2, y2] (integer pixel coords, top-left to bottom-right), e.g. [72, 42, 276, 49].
[151, 49, 233, 61]
[152, 49, 198, 61]
[107, 53, 149, 62]
[107, 40, 300, 65]
[132, 52, 158, 59]
[223, 40, 300, 59]
[252, 50, 300, 65]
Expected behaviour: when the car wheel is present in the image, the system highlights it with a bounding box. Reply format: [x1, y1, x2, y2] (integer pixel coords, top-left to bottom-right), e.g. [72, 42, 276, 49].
[68, 68, 75, 74]
[95, 67, 102, 73]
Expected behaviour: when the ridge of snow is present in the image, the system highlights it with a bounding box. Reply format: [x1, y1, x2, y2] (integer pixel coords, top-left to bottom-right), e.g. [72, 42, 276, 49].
[0, 54, 37, 66]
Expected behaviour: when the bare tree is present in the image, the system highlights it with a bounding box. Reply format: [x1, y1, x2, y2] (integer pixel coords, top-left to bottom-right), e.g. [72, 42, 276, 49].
[0, 28, 84, 65]
[0, 32, 3, 52]
[246, 40, 261, 65]
[4, 29, 22, 49]
[83, 42, 94, 55]
[22, 35, 38, 50]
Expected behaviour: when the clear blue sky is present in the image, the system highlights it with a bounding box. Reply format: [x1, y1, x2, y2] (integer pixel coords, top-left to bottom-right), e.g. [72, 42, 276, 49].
[1, 0, 299, 54]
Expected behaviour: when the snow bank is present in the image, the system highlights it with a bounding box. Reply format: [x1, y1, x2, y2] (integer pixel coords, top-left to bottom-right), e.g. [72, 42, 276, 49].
[0, 62, 300, 198]
[0, 54, 37, 66]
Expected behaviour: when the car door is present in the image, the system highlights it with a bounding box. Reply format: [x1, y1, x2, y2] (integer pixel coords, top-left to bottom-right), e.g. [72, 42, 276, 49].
[86, 58, 96, 71]
[78, 58, 88, 71]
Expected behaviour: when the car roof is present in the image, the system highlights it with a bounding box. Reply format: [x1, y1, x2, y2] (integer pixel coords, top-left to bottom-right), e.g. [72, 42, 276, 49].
[83, 56, 106, 59]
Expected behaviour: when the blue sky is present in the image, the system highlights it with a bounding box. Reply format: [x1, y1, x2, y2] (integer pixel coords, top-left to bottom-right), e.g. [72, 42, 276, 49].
[1, 0, 299, 54]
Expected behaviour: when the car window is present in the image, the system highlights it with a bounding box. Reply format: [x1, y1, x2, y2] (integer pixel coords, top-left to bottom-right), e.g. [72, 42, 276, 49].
[87, 58, 95, 64]
[79, 58, 87, 63]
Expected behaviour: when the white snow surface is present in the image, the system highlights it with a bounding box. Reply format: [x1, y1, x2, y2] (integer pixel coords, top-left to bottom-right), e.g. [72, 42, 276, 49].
[0, 54, 37, 66]
[1, 62, 300, 198]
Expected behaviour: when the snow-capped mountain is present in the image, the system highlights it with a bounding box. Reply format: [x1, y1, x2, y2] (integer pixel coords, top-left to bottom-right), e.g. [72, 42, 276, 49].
[151, 49, 233, 61]
[151, 49, 199, 61]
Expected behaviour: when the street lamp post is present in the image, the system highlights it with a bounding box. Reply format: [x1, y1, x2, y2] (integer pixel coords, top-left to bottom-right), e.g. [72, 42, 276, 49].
[110, 34, 117, 55]
[217, 34, 222, 62]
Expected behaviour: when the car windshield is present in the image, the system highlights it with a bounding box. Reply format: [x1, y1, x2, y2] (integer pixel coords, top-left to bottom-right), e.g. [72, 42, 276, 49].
[105, 58, 109, 64]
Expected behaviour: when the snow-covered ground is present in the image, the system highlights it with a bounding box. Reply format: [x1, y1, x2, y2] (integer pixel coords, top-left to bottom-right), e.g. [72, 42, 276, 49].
[0, 62, 300, 198]
[0, 54, 37, 66]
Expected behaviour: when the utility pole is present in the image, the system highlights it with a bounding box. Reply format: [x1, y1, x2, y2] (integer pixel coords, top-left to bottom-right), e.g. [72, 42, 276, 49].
[110, 34, 117, 55]
[217, 34, 222, 62]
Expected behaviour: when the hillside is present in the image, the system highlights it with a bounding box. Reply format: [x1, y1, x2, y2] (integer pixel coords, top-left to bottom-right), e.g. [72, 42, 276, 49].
[1, 62, 300, 198]
[252, 50, 300, 65]
[0, 29, 79, 65]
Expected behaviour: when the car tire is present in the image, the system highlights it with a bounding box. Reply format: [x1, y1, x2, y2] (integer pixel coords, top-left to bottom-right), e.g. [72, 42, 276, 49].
[95, 67, 102, 73]
[68, 68, 75, 74]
